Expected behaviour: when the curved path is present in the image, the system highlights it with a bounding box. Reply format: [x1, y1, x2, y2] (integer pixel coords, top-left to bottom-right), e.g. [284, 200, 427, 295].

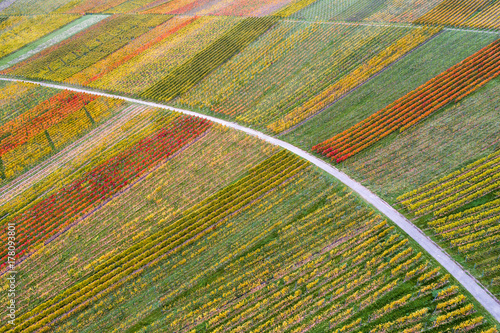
[2, 77, 500, 323]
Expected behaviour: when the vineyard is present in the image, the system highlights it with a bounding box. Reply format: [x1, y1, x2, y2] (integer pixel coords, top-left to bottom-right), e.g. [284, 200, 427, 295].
[398, 149, 500, 217]
[0, 81, 126, 183]
[0, 14, 80, 59]
[87, 16, 241, 95]
[2, 14, 171, 81]
[177, 22, 439, 131]
[3, 132, 498, 331]
[0, 0, 499, 331]
[312, 39, 500, 163]
[396, 149, 500, 295]
[334, 77, 500, 199]
[288, 0, 443, 23]
[141, 16, 279, 102]
[424, 198, 500, 294]
[414, 0, 500, 30]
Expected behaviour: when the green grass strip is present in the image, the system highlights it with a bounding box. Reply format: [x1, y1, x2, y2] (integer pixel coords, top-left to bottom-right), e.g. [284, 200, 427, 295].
[140, 16, 278, 103]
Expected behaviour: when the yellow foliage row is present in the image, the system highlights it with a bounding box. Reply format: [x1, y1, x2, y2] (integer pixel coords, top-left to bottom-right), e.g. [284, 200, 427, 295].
[90, 16, 239, 95]
[2, 131, 52, 179]
[414, 0, 490, 27]
[273, 0, 319, 18]
[465, 1, 500, 30]
[46, 107, 93, 149]
[0, 96, 124, 182]
[398, 149, 500, 216]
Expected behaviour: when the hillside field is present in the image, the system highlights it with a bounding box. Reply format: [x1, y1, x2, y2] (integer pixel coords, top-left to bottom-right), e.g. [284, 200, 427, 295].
[0, 0, 499, 332]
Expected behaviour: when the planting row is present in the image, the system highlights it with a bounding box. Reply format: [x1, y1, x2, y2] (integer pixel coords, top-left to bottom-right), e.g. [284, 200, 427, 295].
[42, 173, 498, 332]
[10, 124, 278, 320]
[140, 0, 294, 16]
[465, 0, 500, 30]
[313, 39, 500, 163]
[0, 14, 80, 59]
[8, 154, 497, 332]
[288, 0, 442, 24]
[0, 112, 211, 270]
[273, 0, 318, 17]
[79, 16, 241, 94]
[427, 197, 500, 294]
[398, 149, 500, 217]
[267, 26, 440, 133]
[66, 16, 197, 86]
[0, 82, 125, 183]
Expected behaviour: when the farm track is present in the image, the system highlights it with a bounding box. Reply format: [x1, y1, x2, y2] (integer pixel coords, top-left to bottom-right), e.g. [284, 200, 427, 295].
[1, 76, 500, 323]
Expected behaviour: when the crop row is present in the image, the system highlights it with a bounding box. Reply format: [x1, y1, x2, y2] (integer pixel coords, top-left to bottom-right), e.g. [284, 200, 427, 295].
[66, 15, 192, 86]
[285, 0, 443, 24]
[2, 14, 170, 81]
[267, 26, 440, 133]
[1, 151, 309, 333]
[0, 105, 172, 222]
[0, 14, 80, 59]
[426, 198, 500, 293]
[0, 114, 211, 269]
[65, 0, 136, 14]
[273, 0, 318, 18]
[397, 149, 500, 216]
[361, 0, 443, 24]
[0, 91, 98, 156]
[140, 16, 278, 102]
[414, 0, 493, 28]
[313, 39, 500, 163]
[0, 84, 126, 181]
[141, 0, 216, 14]
[0, 82, 59, 128]
[28, 169, 494, 333]
[139, 0, 292, 16]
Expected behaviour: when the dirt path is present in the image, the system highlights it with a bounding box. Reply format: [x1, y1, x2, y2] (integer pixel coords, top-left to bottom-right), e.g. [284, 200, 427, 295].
[1, 76, 499, 323]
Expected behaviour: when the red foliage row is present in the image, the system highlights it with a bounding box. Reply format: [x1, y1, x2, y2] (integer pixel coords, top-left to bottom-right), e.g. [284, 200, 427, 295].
[0, 116, 211, 267]
[0, 90, 97, 156]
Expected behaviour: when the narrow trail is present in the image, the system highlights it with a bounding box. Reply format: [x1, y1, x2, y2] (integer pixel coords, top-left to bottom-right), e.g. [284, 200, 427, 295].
[1, 76, 499, 323]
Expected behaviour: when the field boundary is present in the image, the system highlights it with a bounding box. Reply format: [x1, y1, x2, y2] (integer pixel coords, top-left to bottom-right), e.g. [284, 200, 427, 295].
[1, 76, 499, 323]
